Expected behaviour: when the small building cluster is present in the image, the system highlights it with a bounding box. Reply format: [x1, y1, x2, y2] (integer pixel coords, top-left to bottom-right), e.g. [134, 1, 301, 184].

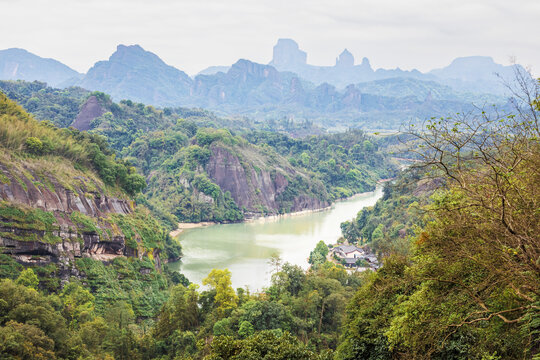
[331, 244, 380, 271]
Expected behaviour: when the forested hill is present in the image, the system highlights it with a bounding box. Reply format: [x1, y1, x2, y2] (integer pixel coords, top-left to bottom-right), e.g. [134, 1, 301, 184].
[0, 91, 183, 317]
[0, 80, 398, 226]
[334, 89, 540, 358]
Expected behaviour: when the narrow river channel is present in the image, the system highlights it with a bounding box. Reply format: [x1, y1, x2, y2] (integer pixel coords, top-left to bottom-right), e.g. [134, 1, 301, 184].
[168, 185, 383, 290]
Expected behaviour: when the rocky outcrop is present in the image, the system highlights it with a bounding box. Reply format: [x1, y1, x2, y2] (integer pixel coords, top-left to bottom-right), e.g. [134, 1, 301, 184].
[0, 164, 131, 216]
[205, 144, 328, 217]
[70, 95, 106, 131]
[0, 161, 144, 271]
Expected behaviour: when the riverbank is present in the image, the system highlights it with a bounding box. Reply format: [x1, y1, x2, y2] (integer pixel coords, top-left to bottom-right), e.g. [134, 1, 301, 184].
[170, 184, 388, 237]
[168, 185, 385, 289]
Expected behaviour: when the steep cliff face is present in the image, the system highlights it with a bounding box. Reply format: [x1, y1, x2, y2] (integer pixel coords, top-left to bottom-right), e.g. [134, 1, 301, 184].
[0, 155, 154, 275]
[205, 144, 328, 217]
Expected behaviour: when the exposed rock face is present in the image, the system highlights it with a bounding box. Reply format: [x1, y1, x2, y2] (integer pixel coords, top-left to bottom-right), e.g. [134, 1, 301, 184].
[205, 144, 328, 216]
[270, 38, 307, 71]
[70, 95, 106, 131]
[0, 161, 141, 272]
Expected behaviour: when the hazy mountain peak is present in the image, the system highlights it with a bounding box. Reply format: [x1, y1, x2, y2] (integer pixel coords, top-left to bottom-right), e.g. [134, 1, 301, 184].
[270, 38, 307, 70]
[336, 49, 354, 67]
[106, 44, 165, 66]
[229, 59, 279, 79]
[79, 43, 192, 106]
[430, 56, 505, 79]
[0, 47, 81, 87]
[449, 55, 495, 66]
[116, 44, 144, 52]
[360, 57, 371, 68]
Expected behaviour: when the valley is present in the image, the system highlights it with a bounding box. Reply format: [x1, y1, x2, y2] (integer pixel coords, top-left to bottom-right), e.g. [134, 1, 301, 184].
[168, 185, 383, 290]
[0, 25, 538, 360]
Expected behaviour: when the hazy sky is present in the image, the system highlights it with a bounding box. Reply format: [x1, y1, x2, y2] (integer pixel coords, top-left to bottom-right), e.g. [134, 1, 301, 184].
[1, 0, 539, 75]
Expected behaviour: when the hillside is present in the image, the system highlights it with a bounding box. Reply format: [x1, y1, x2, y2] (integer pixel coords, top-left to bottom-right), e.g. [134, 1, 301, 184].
[0, 91, 183, 306]
[0, 80, 397, 225]
[0, 74, 537, 360]
[123, 125, 396, 224]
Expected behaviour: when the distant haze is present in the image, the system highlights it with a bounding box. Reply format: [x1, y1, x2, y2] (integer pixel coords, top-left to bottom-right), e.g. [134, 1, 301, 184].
[1, 0, 539, 75]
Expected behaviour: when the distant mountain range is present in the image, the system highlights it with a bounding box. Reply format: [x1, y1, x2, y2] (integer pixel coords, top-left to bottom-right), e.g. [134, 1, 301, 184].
[0, 40, 523, 129]
[202, 38, 521, 95]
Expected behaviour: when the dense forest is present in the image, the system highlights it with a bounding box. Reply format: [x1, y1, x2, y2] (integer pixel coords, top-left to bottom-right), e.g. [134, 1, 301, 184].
[0, 73, 538, 360]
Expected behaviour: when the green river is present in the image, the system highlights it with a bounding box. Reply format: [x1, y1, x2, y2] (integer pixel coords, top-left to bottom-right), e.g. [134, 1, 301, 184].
[169, 185, 383, 290]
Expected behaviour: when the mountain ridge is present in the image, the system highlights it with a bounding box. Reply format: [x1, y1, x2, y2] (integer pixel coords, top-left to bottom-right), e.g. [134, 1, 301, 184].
[0, 42, 521, 130]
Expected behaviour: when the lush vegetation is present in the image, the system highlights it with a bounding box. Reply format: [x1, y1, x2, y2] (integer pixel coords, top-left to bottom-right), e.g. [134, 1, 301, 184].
[1, 81, 397, 227]
[340, 169, 437, 255]
[335, 80, 540, 359]
[1, 72, 537, 359]
[122, 121, 395, 224]
[246, 129, 395, 200]
[0, 251, 362, 359]
[0, 91, 146, 195]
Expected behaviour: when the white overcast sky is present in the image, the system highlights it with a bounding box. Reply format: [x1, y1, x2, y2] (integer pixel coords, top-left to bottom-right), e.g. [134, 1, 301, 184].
[1, 0, 539, 75]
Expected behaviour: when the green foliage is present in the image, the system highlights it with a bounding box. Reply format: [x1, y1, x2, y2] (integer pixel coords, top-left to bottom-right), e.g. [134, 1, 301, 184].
[74, 257, 168, 318]
[0, 201, 61, 244]
[24, 136, 44, 154]
[0, 91, 146, 196]
[109, 206, 166, 252]
[308, 240, 329, 267]
[208, 330, 318, 360]
[247, 129, 398, 202]
[16, 268, 39, 289]
[60, 282, 95, 327]
[203, 269, 238, 317]
[338, 85, 540, 359]
[154, 283, 199, 339]
[192, 174, 220, 199]
[340, 170, 432, 254]
[238, 320, 255, 338]
[69, 211, 99, 234]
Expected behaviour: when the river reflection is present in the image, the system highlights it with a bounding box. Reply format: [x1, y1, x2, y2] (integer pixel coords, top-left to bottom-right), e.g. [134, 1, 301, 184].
[168, 185, 383, 290]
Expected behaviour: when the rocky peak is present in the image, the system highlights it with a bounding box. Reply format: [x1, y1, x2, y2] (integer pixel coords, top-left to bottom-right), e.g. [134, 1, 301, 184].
[79, 44, 192, 106]
[336, 49, 354, 67]
[108, 44, 161, 65]
[270, 38, 307, 70]
[360, 57, 371, 69]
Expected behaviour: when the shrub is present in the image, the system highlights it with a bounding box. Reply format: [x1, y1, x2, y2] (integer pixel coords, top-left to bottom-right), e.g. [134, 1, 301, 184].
[25, 137, 43, 154]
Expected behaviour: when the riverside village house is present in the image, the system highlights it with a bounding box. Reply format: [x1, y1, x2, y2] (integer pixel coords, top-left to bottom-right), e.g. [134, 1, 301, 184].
[331, 244, 380, 270]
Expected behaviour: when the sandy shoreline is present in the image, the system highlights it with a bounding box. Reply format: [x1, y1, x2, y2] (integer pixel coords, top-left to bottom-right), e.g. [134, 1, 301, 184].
[169, 222, 215, 237]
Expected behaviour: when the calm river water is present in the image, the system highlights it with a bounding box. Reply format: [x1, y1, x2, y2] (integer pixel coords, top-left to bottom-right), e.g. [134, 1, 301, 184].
[168, 185, 383, 290]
